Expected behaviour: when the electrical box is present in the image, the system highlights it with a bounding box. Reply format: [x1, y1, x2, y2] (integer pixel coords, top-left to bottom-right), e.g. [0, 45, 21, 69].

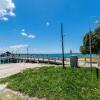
[70, 55, 78, 67]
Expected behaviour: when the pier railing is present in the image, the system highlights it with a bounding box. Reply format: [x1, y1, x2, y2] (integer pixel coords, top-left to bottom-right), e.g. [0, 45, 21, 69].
[0, 54, 67, 65]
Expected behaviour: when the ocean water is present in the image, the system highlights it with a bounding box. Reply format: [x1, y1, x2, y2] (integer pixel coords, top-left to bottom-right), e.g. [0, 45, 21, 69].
[31, 53, 95, 58]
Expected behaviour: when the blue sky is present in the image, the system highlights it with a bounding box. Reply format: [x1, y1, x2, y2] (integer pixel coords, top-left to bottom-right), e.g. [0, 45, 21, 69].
[0, 0, 100, 53]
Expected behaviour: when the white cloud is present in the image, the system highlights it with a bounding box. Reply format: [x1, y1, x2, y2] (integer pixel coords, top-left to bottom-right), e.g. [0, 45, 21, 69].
[1, 17, 8, 21]
[9, 44, 28, 49]
[20, 29, 36, 39]
[9, 10, 15, 16]
[0, 0, 15, 21]
[21, 32, 28, 36]
[21, 29, 25, 32]
[46, 22, 50, 27]
[28, 35, 36, 39]
[0, 44, 29, 54]
[96, 20, 100, 24]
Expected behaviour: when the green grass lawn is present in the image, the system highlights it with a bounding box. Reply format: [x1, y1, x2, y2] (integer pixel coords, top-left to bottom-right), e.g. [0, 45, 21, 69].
[0, 66, 100, 100]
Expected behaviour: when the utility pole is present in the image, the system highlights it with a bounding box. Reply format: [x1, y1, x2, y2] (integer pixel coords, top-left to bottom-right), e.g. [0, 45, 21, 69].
[89, 24, 92, 73]
[89, 17, 100, 79]
[61, 24, 65, 68]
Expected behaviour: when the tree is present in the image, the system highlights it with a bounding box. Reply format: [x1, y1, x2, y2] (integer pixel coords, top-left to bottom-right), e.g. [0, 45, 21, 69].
[80, 26, 100, 54]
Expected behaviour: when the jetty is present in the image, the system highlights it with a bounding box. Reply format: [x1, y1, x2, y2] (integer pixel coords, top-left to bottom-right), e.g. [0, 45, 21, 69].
[0, 52, 67, 65]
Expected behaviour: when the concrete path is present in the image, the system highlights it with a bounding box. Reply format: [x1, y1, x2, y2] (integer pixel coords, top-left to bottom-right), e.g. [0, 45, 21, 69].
[79, 62, 98, 67]
[0, 63, 45, 78]
[0, 62, 98, 79]
[0, 84, 45, 100]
